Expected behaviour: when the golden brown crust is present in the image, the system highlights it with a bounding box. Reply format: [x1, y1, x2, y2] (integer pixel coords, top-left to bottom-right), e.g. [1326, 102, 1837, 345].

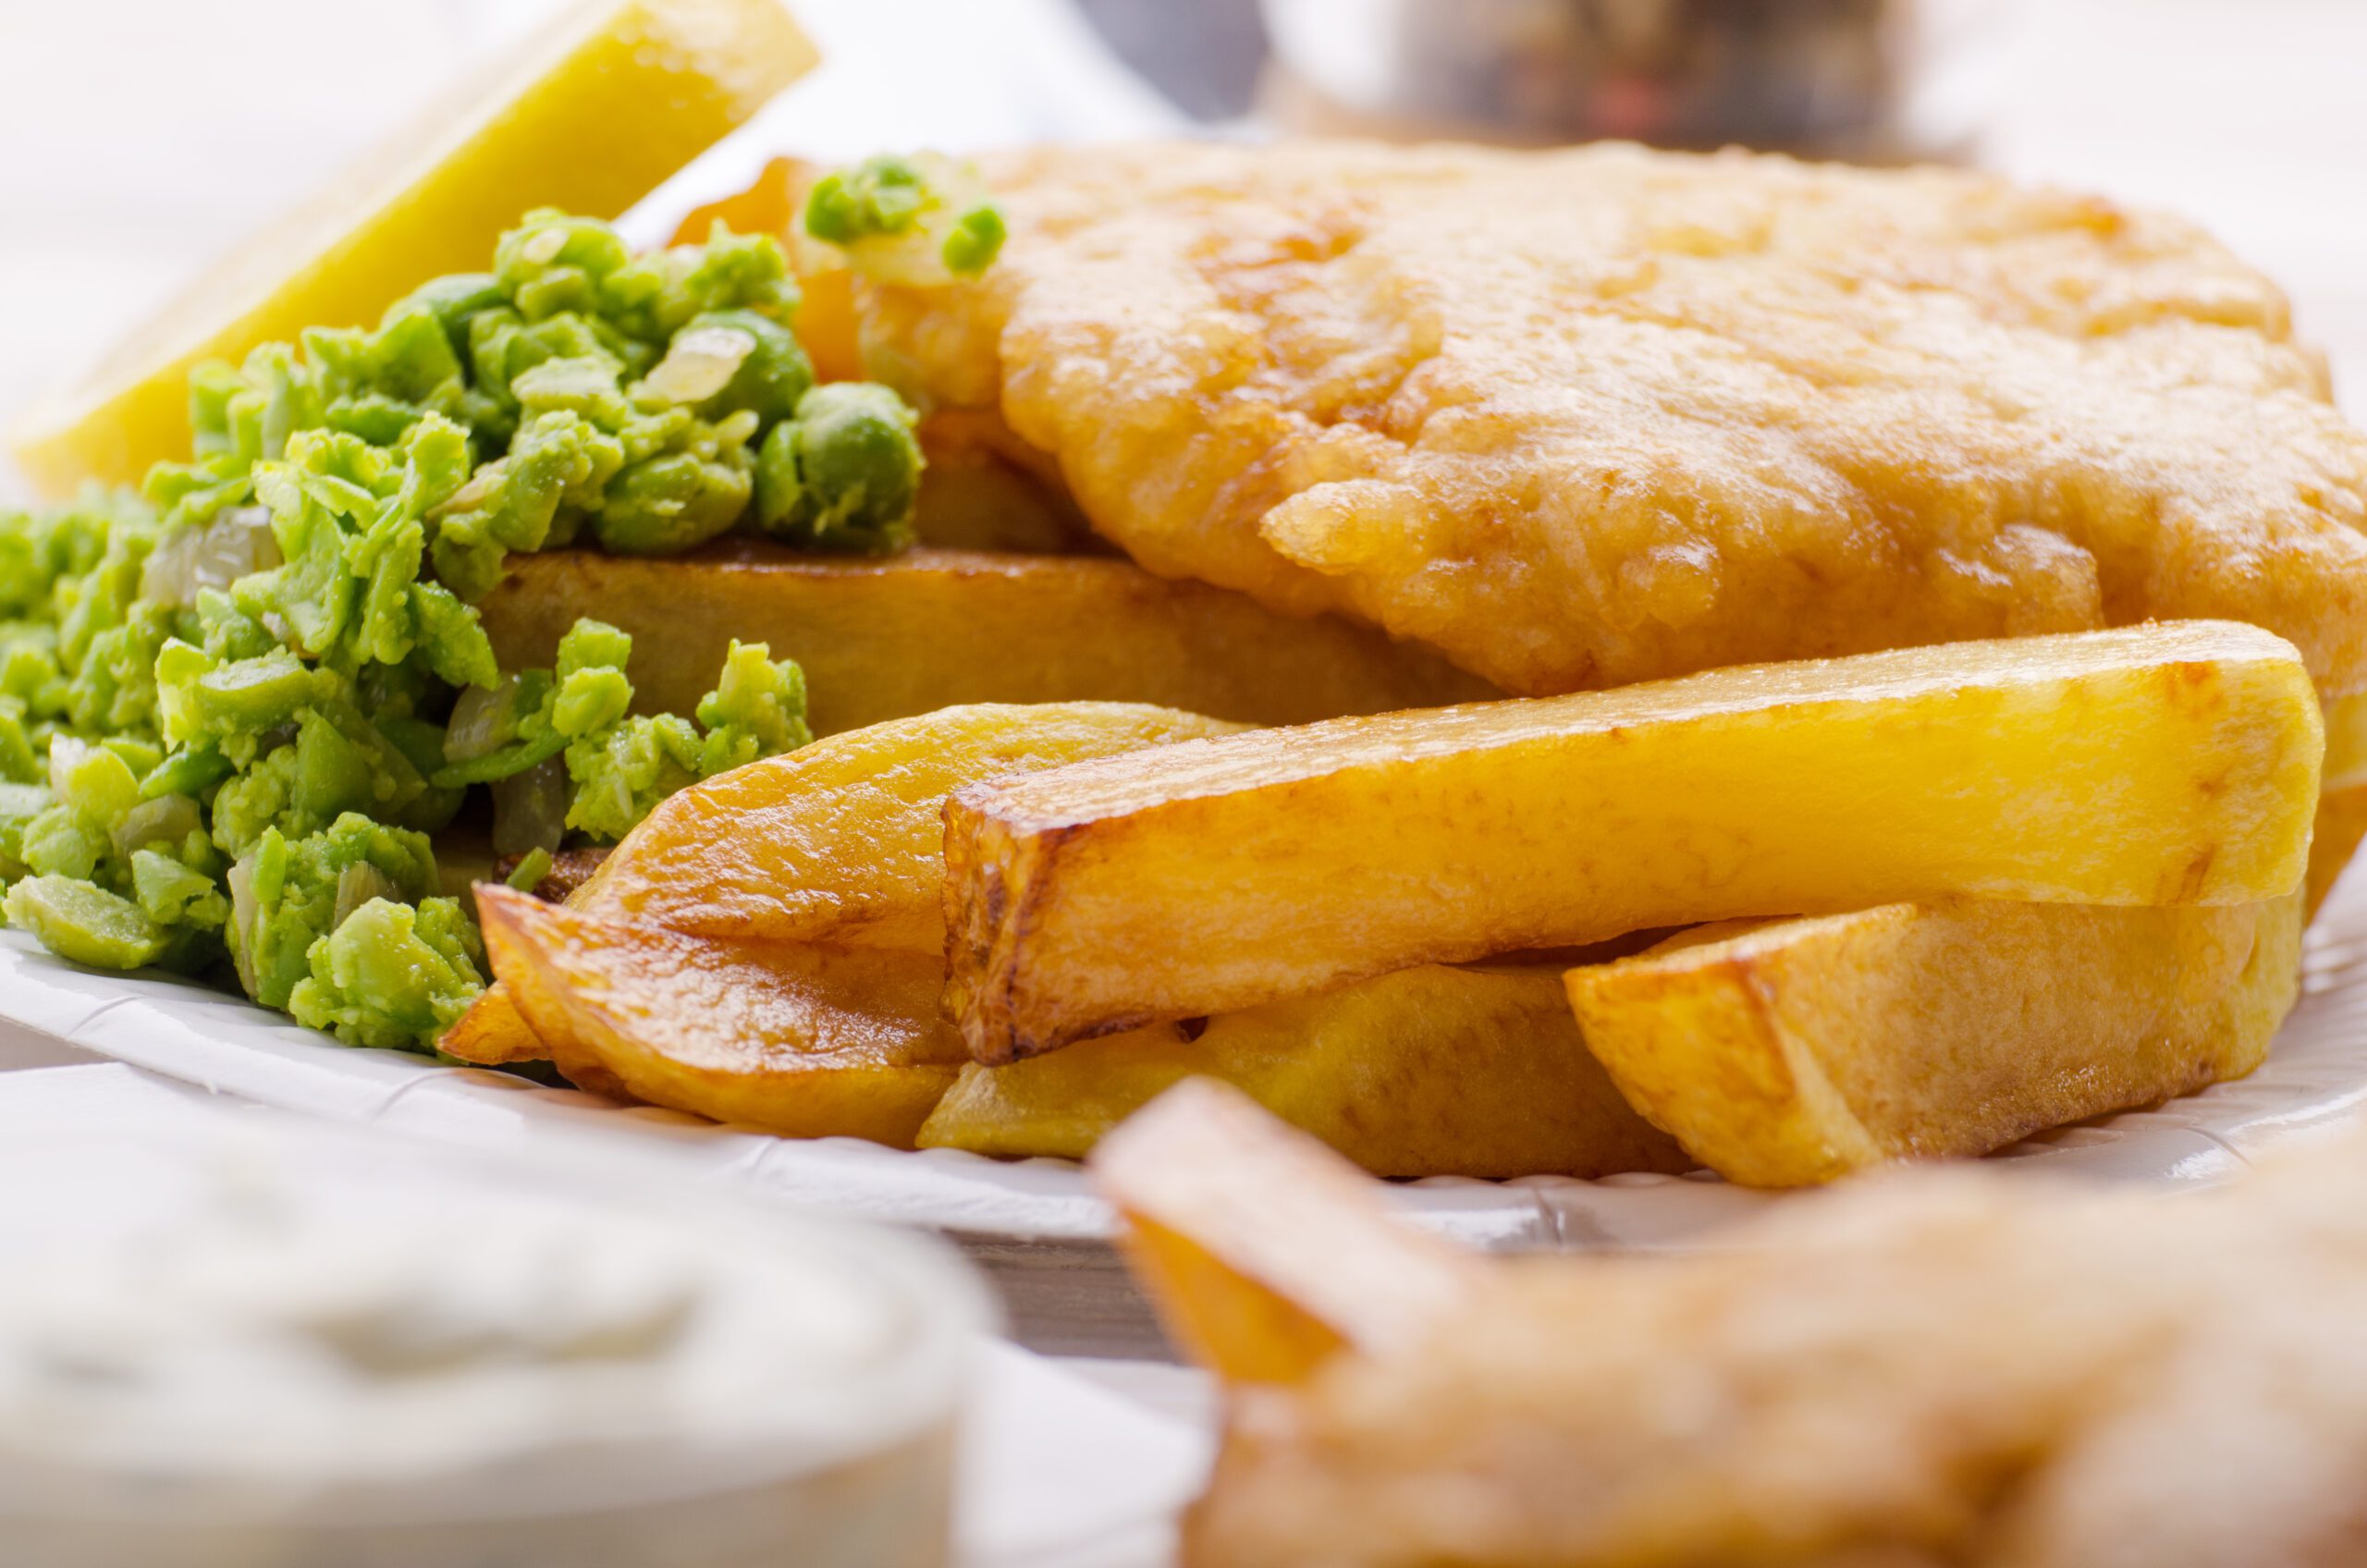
[860, 140, 2367, 697]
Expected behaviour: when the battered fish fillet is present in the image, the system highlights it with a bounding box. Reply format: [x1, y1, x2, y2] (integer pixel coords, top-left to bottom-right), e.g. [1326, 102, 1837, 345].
[1187, 1122, 2367, 1568]
[852, 141, 2367, 696]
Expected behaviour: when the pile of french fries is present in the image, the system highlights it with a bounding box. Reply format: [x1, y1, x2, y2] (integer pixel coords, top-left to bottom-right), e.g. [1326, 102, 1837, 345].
[453, 168, 2367, 1183]
[459, 577, 2360, 1183]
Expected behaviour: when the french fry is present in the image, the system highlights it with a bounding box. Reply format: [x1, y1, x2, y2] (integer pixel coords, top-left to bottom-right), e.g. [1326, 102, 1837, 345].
[478, 900, 632, 1101]
[443, 703, 1233, 1066]
[1566, 894, 2302, 1188]
[946, 623, 2324, 1061]
[437, 981, 545, 1066]
[668, 154, 802, 246]
[920, 962, 1691, 1179]
[478, 886, 962, 1145]
[440, 852, 619, 1064]
[2311, 783, 2367, 919]
[589, 702, 1239, 949]
[905, 409, 1096, 554]
[1088, 1080, 1482, 1383]
[2326, 691, 2367, 790]
[477, 545, 1491, 736]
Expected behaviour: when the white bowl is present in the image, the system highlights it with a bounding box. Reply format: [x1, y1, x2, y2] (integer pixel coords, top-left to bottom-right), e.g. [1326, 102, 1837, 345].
[0, 1112, 993, 1567]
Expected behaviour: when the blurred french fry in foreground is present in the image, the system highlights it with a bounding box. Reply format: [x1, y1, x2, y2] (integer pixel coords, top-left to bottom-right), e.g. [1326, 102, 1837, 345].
[921, 961, 1690, 1179]
[1567, 894, 2303, 1188]
[1164, 1097, 2367, 1567]
[948, 623, 2323, 1062]
[1089, 1080, 1482, 1383]
[479, 886, 962, 1145]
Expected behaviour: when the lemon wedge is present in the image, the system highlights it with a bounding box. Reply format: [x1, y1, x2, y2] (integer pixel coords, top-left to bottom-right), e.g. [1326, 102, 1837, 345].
[9, 0, 818, 498]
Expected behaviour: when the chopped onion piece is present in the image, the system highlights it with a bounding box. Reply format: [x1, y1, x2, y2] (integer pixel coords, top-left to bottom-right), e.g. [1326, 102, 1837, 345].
[140, 507, 282, 608]
[643, 326, 756, 404]
[227, 854, 258, 998]
[333, 863, 400, 931]
[111, 794, 201, 859]
[444, 676, 524, 764]
[511, 358, 618, 404]
[46, 736, 92, 796]
[194, 507, 281, 592]
[139, 527, 200, 608]
[520, 225, 570, 265]
[491, 756, 570, 856]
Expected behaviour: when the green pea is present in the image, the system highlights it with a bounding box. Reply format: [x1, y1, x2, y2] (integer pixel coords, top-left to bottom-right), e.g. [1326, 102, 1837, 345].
[941, 203, 1007, 277]
[592, 452, 751, 556]
[392, 272, 508, 353]
[504, 847, 556, 893]
[754, 382, 923, 554]
[154, 643, 322, 747]
[803, 155, 929, 244]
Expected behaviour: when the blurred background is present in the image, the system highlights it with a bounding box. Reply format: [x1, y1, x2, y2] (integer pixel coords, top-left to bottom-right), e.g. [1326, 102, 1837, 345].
[1, 0, 2362, 501]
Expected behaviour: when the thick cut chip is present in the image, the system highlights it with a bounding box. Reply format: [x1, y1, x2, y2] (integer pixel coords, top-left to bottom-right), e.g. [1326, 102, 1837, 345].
[447, 702, 1236, 1067]
[2326, 692, 2367, 790]
[1566, 895, 2301, 1188]
[439, 982, 545, 1067]
[945, 623, 2322, 1061]
[1089, 1080, 1483, 1383]
[903, 410, 1098, 554]
[850, 140, 2367, 697]
[474, 892, 646, 1102]
[478, 885, 962, 1145]
[921, 962, 1690, 1179]
[439, 851, 616, 1065]
[10, 0, 816, 495]
[478, 544, 1488, 735]
[2311, 783, 2367, 919]
[592, 702, 1240, 950]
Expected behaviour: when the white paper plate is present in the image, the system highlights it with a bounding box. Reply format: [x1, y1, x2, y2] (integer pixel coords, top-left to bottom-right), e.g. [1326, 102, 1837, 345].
[6, 875, 2367, 1356]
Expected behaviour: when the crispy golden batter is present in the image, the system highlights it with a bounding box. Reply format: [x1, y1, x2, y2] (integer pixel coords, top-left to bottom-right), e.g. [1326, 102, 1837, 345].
[858, 141, 2367, 696]
[1185, 1123, 2367, 1567]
